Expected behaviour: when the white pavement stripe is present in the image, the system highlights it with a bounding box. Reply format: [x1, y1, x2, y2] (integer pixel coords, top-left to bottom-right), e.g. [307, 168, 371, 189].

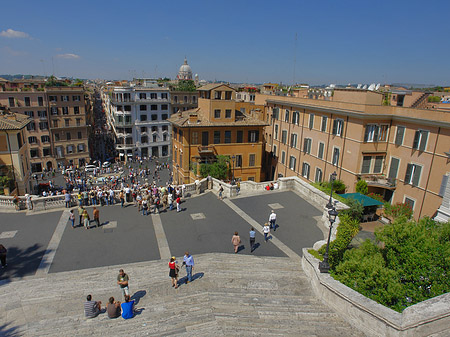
[223, 199, 301, 260]
[151, 212, 171, 260]
[35, 210, 69, 277]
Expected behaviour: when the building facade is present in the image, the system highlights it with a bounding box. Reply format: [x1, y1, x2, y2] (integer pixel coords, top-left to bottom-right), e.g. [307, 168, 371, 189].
[169, 84, 268, 184]
[106, 83, 171, 159]
[256, 94, 450, 220]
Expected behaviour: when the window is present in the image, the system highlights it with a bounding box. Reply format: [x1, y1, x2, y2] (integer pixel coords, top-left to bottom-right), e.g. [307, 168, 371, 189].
[66, 132, 71, 140]
[274, 124, 279, 140]
[318, 142, 324, 159]
[374, 156, 383, 173]
[25, 97, 31, 106]
[51, 107, 58, 115]
[74, 106, 80, 114]
[315, 168, 323, 182]
[30, 149, 39, 158]
[332, 119, 344, 136]
[292, 111, 300, 125]
[302, 162, 310, 178]
[225, 91, 232, 100]
[214, 91, 222, 99]
[65, 119, 70, 127]
[77, 144, 85, 152]
[77, 132, 82, 139]
[67, 145, 74, 154]
[249, 154, 256, 167]
[388, 157, 400, 180]
[395, 126, 405, 145]
[214, 131, 221, 144]
[151, 114, 157, 121]
[405, 163, 422, 186]
[361, 156, 371, 174]
[161, 114, 168, 120]
[39, 122, 48, 130]
[150, 93, 157, 99]
[248, 130, 259, 143]
[281, 130, 287, 144]
[290, 133, 298, 148]
[309, 114, 314, 129]
[321, 116, 328, 132]
[332, 148, 340, 166]
[235, 155, 242, 167]
[289, 156, 297, 171]
[281, 151, 286, 164]
[38, 97, 44, 106]
[140, 105, 147, 111]
[413, 130, 429, 151]
[214, 109, 221, 118]
[49, 96, 57, 102]
[73, 95, 80, 101]
[404, 197, 415, 211]
[27, 122, 36, 131]
[41, 135, 50, 143]
[139, 93, 146, 100]
[28, 136, 37, 144]
[61, 95, 69, 102]
[303, 138, 312, 154]
[237, 131, 243, 143]
[225, 131, 231, 143]
[192, 132, 198, 145]
[76, 118, 81, 126]
[140, 114, 147, 121]
[225, 109, 232, 118]
[161, 93, 168, 99]
[285, 109, 290, 122]
[43, 148, 51, 156]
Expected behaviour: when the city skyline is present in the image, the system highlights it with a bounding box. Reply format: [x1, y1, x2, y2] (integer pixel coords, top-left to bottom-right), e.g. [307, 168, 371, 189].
[0, 0, 449, 85]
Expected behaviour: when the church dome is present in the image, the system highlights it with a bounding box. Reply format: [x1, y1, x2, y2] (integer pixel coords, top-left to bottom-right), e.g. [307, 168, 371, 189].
[177, 58, 193, 80]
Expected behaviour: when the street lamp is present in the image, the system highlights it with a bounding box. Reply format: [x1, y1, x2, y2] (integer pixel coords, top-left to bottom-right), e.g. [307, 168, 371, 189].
[326, 171, 337, 209]
[231, 155, 235, 185]
[319, 206, 339, 273]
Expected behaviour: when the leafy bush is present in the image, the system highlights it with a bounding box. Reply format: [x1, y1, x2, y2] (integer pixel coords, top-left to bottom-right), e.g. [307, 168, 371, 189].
[333, 217, 450, 312]
[355, 180, 368, 195]
[318, 213, 360, 268]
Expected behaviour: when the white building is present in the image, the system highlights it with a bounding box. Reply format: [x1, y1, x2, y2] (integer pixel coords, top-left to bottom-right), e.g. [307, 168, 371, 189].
[106, 82, 171, 159]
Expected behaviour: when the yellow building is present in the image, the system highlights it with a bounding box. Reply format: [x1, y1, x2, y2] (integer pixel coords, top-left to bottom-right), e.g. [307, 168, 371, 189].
[168, 84, 268, 183]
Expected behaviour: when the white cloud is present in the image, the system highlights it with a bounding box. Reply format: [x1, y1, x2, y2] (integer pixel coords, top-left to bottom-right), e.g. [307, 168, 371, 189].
[0, 29, 30, 39]
[56, 53, 80, 59]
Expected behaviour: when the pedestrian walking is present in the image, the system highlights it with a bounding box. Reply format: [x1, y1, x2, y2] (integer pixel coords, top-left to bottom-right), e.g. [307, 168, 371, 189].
[249, 227, 256, 252]
[269, 210, 277, 231]
[263, 223, 270, 242]
[168, 257, 179, 289]
[117, 269, 130, 299]
[231, 232, 241, 253]
[69, 209, 75, 228]
[183, 252, 194, 283]
[93, 207, 100, 227]
[0, 244, 7, 268]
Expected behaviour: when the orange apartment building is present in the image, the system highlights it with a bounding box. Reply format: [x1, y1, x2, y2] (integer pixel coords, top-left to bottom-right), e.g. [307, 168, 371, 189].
[255, 91, 450, 220]
[169, 84, 268, 183]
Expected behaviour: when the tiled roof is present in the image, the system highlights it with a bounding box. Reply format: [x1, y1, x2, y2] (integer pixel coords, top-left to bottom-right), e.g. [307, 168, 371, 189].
[168, 108, 268, 128]
[0, 112, 31, 130]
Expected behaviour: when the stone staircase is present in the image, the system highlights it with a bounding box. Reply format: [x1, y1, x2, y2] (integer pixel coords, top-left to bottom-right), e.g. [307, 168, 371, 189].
[0, 254, 364, 336]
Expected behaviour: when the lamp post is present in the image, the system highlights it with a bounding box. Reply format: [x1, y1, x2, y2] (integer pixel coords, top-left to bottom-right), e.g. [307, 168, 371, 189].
[231, 155, 235, 185]
[319, 206, 338, 273]
[326, 171, 337, 209]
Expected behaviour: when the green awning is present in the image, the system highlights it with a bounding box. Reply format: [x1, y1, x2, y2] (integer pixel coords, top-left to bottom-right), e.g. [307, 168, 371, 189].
[340, 192, 383, 207]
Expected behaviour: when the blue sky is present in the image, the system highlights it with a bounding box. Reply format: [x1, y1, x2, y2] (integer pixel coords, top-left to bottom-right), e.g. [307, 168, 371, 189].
[0, 0, 448, 85]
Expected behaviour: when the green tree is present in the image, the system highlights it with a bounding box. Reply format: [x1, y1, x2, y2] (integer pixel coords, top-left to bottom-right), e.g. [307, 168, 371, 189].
[355, 179, 368, 195]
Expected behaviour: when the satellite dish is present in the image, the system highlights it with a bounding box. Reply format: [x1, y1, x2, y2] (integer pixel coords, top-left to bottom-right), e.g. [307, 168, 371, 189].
[362, 84, 368, 90]
[368, 83, 376, 91]
[375, 83, 380, 90]
[357, 84, 362, 89]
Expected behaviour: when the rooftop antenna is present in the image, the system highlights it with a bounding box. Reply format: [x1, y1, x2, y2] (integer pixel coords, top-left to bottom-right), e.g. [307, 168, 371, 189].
[293, 32, 298, 86]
